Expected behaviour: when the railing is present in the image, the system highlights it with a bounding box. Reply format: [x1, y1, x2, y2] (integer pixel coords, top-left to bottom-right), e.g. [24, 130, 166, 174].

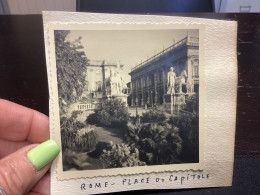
[77, 103, 94, 110]
[131, 37, 188, 72]
[130, 36, 199, 72]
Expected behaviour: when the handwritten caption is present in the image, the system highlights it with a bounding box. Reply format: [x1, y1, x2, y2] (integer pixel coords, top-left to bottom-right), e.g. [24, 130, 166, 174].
[81, 173, 210, 190]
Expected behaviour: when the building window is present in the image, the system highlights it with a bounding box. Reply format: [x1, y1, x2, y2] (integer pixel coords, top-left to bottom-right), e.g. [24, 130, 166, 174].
[96, 81, 102, 91]
[194, 66, 199, 77]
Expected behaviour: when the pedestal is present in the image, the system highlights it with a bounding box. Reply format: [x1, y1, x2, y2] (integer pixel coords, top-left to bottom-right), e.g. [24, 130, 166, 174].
[155, 94, 158, 105]
[141, 98, 144, 106]
[111, 94, 128, 106]
[163, 93, 186, 115]
[131, 98, 134, 107]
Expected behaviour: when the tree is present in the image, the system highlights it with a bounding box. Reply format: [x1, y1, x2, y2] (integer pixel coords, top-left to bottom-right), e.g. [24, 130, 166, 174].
[169, 113, 199, 162]
[100, 142, 146, 168]
[141, 107, 167, 124]
[87, 99, 130, 127]
[125, 121, 183, 165]
[54, 30, 89, 114]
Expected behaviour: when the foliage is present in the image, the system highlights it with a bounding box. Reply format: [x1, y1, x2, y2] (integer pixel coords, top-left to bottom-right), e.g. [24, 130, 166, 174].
[184, 94, 199, 113]
[71, 110, 83, 119]
[125, 121, 183, 165]
[62, 149, 103, 171]
[62, 149, 83, 171]
[55, 30, 89, 114]
[86, 99, 130, 127]
[100, 142, 146, 168]
[141, 108, 167, 124]
[86, 112, 100, 125]
[124, 122, 142, 148]
[169, 113, 199, 162]
[60, 116, 98, 153]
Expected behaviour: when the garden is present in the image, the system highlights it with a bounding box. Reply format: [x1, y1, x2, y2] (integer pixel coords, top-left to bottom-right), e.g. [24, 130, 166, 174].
[55, 30, 199, 171]
[60, 96, 199, 171]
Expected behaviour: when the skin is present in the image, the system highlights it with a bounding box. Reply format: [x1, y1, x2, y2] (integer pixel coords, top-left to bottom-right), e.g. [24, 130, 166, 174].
[0, 99, 51, 195]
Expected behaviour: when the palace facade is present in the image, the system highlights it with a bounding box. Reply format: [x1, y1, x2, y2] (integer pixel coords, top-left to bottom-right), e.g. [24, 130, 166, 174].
[73, 60, 127, 112]
[83, 60, 126, 96]
[128, 36, 199, 107]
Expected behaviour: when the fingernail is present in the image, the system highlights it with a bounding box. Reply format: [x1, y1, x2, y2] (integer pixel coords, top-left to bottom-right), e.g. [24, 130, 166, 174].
[27, 140, 60, 170]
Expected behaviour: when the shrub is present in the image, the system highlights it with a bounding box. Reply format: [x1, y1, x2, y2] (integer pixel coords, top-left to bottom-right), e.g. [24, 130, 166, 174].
[169, 113, 199, 162]
[60, 116, 85, 131]
[86, 99, 130, 127]
[100, 142, 146, 168]
[141, 108, 167, 124]
[71, 110, 83, 119]
[61, 128, 98, 153]
[60, 117, 98, 153]
[169, 113, 198, 143]
[62, 149, 103, 171]
[125, 121, 182, 165]
[184, 94, 199, 113]
[124, 122, 142, 147]
[86, 112, 99, 125]
[62, 149, 82, 171]
[96, 109, 113, 126]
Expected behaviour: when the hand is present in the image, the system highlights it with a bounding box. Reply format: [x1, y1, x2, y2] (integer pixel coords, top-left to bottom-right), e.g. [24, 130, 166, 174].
[0, 99, 60, 195]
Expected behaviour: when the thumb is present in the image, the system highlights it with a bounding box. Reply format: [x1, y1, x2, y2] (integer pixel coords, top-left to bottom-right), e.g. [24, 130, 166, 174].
[0, 140, 60, 195]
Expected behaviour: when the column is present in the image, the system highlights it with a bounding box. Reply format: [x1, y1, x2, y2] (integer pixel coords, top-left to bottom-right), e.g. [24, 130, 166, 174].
[141, 77, 144, 106]
[154, 71, 158, 104]
[136, 79, 138, 106]
[187, 57, 192, 82]
[147, 76, 150, 105]
[130, 82, 134, 106]
[187, 56, 194, 93]
[162, 69, 166, 103]
[101, 61, 106, 97]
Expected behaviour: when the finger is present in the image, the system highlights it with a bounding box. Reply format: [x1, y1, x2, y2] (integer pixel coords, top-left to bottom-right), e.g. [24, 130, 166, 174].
[0, 140, 59, 195]
[0, 99, 49, 143]
[0, 138, 29, 159]
[29, 173, 50, 195]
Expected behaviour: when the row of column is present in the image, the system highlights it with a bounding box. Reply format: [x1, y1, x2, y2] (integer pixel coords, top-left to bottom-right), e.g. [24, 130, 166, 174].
[130, 56, 195, 107]
[130, 69, 167, 107]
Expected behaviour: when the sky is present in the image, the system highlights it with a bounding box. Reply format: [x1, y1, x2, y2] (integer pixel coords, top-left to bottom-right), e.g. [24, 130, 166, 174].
[67, 29, 199, 83]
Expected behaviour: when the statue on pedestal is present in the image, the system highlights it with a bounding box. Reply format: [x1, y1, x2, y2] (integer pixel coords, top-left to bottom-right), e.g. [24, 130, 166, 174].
[115, 68, 125, 94]
[176, 70, 187, 93]
[167, 67, 176, 94]
[109, 64, 126, 96]
[110, 69, 118, 95]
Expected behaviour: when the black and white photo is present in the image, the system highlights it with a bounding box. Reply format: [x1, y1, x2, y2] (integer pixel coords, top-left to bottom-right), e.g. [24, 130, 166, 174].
[54, 29, 201, 173]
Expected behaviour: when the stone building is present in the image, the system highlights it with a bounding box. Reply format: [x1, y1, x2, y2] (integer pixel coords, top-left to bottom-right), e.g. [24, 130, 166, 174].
[83, 60, 126, 96]
[80, 60, 127, 107]
[128, 36, 199, 107]
[73, 60, 127, 112]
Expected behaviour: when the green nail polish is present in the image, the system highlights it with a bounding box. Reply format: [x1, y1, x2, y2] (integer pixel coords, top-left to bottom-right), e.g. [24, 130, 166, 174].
[27, 140, 60, 170]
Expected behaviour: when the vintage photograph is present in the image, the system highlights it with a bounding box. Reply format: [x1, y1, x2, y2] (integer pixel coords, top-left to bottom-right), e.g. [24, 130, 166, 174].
[54, 29, 200, 173]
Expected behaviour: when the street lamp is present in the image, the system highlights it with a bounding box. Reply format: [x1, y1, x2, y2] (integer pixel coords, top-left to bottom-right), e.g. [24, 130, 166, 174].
[151, 90, 154, 107]
[135, 96, 140, 124]
[135, 97, 138, 116]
